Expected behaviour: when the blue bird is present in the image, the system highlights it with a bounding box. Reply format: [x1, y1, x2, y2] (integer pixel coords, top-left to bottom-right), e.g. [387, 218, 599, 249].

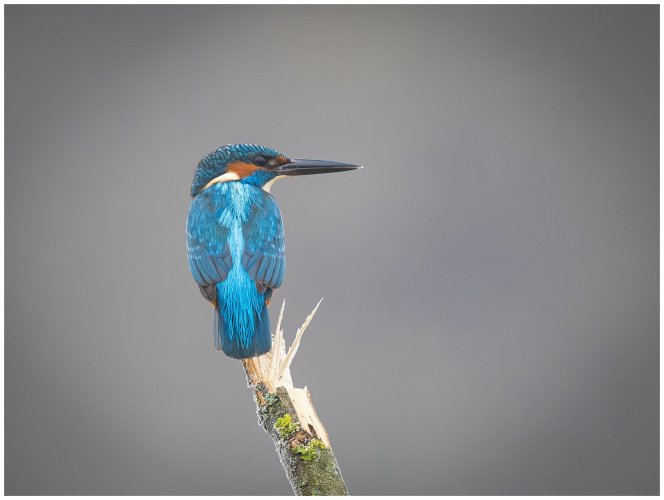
[187, 144, 361, 359]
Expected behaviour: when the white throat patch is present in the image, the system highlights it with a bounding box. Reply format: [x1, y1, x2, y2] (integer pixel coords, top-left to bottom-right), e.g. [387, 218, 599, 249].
[203, 172, 287, 193]
[262, 175, 287, 193]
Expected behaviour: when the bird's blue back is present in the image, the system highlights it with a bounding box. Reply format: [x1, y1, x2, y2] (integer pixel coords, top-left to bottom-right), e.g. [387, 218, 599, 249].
[187, 175, 285, 358]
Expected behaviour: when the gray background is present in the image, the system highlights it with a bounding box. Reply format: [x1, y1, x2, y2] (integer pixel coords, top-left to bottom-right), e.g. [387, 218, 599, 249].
[5, 5, 658, 495]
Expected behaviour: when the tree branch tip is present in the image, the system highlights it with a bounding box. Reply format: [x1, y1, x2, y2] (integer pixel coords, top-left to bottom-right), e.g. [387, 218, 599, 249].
[239, 296, 348, 495]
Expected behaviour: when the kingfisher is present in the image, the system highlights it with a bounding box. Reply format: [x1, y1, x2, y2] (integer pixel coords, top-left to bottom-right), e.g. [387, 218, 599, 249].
[186, 144, 361, 359]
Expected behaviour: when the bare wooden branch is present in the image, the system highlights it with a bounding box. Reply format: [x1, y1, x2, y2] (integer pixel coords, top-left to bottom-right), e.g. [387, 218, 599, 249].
[241, 299, 348, 496]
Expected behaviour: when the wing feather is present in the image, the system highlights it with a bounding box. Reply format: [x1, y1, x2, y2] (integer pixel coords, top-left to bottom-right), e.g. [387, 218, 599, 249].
[241, 192, 285, 290]
[186, 192, 232, 287]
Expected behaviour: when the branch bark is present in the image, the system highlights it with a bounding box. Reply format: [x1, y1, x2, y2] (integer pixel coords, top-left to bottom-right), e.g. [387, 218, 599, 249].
[241, 299, 349, 496]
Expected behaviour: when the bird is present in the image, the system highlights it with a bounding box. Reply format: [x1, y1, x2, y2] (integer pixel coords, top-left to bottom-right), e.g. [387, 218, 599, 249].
[186, 144, 362, 359]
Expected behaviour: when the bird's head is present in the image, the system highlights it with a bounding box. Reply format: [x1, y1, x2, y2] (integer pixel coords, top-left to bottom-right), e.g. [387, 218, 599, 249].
[191, 143, 362, 196]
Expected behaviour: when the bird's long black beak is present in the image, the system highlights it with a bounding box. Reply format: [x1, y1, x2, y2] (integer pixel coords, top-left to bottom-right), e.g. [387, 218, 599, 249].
[277, 158, 363, 176]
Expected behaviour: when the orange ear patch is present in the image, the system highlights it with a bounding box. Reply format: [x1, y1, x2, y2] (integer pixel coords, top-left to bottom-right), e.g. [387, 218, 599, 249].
[227, 161, 259, 178]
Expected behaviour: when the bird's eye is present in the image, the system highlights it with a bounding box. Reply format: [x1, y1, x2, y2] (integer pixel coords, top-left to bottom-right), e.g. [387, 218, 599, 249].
[254, 156, 267, 167]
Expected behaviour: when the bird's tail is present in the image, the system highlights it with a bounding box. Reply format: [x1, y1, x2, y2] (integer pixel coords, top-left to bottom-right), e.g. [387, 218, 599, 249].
[214, 277, 271, 359]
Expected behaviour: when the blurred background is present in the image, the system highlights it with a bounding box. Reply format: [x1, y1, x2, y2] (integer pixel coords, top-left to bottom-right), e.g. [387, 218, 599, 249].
[5, 5, 658, 495]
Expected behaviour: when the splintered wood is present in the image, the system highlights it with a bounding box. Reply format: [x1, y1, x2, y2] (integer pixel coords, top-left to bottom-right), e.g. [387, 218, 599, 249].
[242, 298, 330, 447]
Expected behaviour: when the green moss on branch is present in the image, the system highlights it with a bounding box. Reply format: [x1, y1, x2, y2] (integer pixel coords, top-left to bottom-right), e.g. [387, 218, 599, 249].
[250, 384, 349, 495]
[275, 413, 301, 439]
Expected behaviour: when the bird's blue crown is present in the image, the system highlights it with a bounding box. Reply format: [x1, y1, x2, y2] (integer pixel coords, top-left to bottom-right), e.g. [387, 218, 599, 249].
[191, 143, 284, 196]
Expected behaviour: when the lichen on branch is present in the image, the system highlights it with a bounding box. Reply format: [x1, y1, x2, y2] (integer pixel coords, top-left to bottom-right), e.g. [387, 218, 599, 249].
[241, 299, 349, 496]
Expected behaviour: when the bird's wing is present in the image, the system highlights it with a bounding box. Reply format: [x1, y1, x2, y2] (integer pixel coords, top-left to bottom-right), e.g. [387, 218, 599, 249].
[186, 193, 232, 287]
[241, 192, 286, 290]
